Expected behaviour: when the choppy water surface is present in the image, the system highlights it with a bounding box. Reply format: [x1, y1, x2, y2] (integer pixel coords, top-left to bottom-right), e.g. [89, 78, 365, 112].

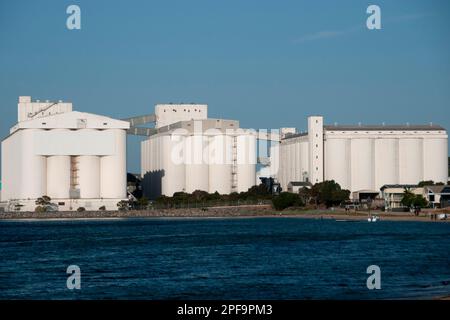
[0, 217, 449, 299]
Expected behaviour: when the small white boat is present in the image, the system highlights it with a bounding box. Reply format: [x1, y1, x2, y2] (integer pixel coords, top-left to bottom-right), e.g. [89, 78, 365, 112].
[368, 215, 379, 222]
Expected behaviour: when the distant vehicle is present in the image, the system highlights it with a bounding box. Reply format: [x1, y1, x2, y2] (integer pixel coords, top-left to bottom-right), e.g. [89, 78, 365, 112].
[437, 213, 447, 220]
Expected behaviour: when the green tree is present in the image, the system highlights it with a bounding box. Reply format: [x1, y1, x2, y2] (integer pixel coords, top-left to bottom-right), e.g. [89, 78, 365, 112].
[400, 188, 415, 207]
[310, 180, 350, 207]
[272, 192, 304, 210]
[413, 195, 428, 208]
[418, 180, 435, 187]
[418, 180, 445, 187]
[298, 187, 312, 205]
[401, 189, 428, 208]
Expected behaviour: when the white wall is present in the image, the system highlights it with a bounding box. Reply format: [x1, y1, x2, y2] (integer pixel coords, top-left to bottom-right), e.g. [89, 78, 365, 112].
[323, 130, 448, 195]
[279, 119, 448, 197]
[2, 127, 128, 202]
[141, 129, 257, 198]
[155, 104, 208, 128]
[308, 116, 324, 184]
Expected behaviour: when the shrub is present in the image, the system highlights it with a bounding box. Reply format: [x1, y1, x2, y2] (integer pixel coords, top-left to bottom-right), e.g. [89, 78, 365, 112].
[272, 192, 304, 211]
[77, 207, 86, 212]
[35, 206, 46, 213]
[99, 206, 106, 211]
[117, 200, 129, 211]
[137, 197, 149, 209]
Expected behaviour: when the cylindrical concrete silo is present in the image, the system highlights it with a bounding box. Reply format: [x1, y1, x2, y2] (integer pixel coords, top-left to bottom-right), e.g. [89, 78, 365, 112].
[285, 142, 292, 186]
[423, 137, 447, 184]
[350, 138, 374, 191]
[161, 134, 186, 196]
[185, 134, 209, 193]
[300, 141, 309, 182]
[294, 142, 301, 181]
[324, 138, 350, 191]
[21, 129, 47, 199]
[100, 129, 127, 199]
[374, 138, 398, 188]
[209, 134, 232, 194]
[236, 132, 256, 193]
[278, 142, 287, 191]
[47, 155, 71, 199]
[78, 155, 100, 198]
[399, 138, 423, 184]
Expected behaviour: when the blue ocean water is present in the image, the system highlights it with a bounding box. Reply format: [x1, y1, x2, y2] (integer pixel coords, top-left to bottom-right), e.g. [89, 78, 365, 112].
[0, 217, 449, 300]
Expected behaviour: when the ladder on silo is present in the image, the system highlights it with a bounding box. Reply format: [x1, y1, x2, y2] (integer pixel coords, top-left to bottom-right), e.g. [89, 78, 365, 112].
[231, 136, 238, 192]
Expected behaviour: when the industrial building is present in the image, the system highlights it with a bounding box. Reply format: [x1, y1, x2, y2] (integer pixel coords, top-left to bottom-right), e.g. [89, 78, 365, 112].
[1, 95, 448, 211]
[0, 96, 130, 211]
[140, 104, 257, 199]
[277, 116, 448, 199]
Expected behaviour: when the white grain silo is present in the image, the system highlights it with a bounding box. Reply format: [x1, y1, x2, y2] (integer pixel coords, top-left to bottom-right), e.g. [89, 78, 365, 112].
[399, 138, 423, 184]
[0, 96, 130, 212]
[208, 133, 233, 194]
[79, 155, 101, 199]
[100, 129, 127, 200]
[350, 138, 374, 192]
[161, 134, 186, 195]
[140, 104, 257, 199]
[47, 155, 71, 199]
[185, 135, 209, 193]
[374, 138, 399, 187]
[324, 136, 351, 191]
[20, 129, 47, 200]
[423, 136, 448, 184]
[278, 117, 448, 199]
[236, 130, 257, 193]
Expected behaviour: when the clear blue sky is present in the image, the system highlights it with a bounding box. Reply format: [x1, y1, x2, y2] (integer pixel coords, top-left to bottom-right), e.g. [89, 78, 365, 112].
[1, 0, 449, 174]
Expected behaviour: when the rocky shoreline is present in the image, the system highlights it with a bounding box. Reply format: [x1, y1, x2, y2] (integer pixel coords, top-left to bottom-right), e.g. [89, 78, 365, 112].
[1, 205, 449, 222]
[0, 204, 274, 220]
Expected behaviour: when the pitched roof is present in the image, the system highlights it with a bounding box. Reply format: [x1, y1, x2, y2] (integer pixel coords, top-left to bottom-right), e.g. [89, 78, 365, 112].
[380, 184, 418, 191]
[425, 185, 450, 194]
[10, 111, 130, 134]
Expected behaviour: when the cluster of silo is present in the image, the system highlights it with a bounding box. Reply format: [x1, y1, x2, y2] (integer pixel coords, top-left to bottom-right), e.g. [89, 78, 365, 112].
[278, 137, 309, 191]
[1, 97, 130, 211]
[323, 130, 448, 193]
[141, 126, 257, 199]
[277, 116, 448, 196]
[15, 129, 127, 201]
